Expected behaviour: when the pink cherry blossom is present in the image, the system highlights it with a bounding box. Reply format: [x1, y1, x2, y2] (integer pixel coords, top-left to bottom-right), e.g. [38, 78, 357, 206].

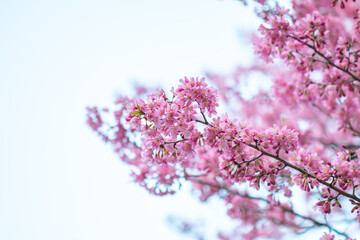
[88, 0, 360, 239]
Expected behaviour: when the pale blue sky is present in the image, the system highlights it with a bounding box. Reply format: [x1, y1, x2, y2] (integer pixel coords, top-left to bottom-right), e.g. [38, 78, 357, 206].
[0, 1, 260, 239]
[0, 1, 326, 240]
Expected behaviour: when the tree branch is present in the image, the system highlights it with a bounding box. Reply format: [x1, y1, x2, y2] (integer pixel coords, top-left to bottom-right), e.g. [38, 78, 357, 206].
[288, 35, 360, 82]
[195, 119, 360, 203]
[188, 177, 350, 238]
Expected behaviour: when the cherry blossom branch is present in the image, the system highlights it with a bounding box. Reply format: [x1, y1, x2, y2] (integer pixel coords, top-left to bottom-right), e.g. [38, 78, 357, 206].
[195, 118, 360, 203]
[312, 103, 360, 137]
[234, 153, 263, 167]
[247, 143, 360, 202]
[195, 119, 214, 128]
[164, 138, 188, 148]
[348, 123, 360, 136]
[288, 35, 360, 82]
[188, 177, 350, 238]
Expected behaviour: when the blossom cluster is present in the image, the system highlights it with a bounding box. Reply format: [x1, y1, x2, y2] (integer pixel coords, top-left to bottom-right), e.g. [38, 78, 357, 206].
[125, 76, 360, 225]
[88, 75, 360, 238]
[125, 77, 217, 164]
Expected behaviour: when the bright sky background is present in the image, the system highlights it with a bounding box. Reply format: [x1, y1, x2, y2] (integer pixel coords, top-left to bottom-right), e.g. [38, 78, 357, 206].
[0, 0, 323, 240]
[0, 1, 259, 239]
